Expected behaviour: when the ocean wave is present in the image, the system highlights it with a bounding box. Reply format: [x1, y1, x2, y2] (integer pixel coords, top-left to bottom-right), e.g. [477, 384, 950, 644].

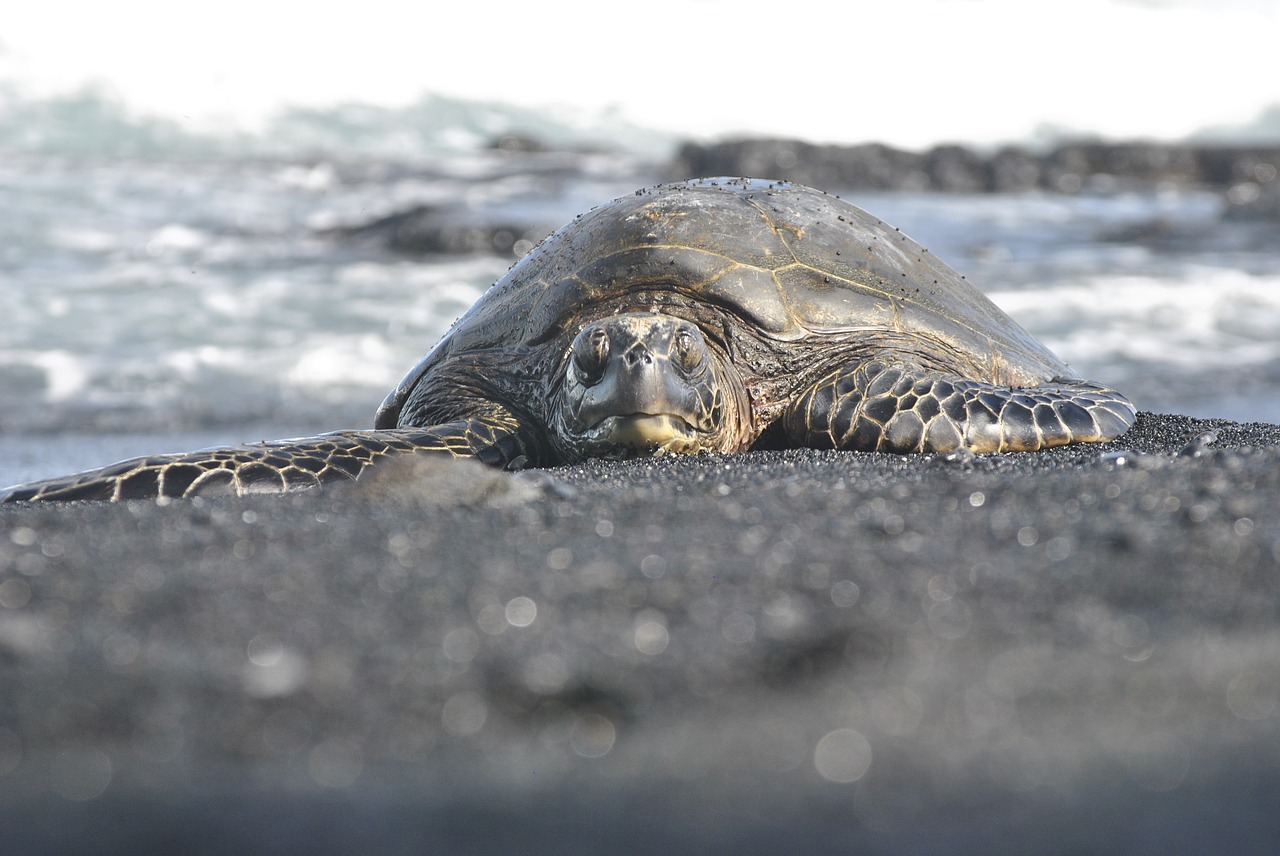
[990, 268, 1280, 371]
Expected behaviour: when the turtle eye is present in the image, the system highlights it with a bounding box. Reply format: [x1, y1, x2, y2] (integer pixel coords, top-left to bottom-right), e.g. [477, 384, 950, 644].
[672, 327, 706, 373]
[571, 327, 610, 383]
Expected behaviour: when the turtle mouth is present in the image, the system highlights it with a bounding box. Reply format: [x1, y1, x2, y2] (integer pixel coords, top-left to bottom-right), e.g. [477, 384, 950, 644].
[585, 412, 702, 455]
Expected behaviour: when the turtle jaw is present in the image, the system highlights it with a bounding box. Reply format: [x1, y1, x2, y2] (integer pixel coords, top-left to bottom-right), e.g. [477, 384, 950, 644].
[581, 413, 703, 457]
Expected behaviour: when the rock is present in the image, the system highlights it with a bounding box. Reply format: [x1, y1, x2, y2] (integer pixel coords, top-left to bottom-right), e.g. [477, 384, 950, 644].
[923, 144, 990, 193]
[326, 204, 549, 257]
[1195, 147, 1280, 187]
[988, 146, 1043, 192]
[1044, 142, 1203, 190]
[670, 138, 1280, 196]
[488, 133, 551, 154]
[672, 139, 929, 191]
[344, 453, 545, 508]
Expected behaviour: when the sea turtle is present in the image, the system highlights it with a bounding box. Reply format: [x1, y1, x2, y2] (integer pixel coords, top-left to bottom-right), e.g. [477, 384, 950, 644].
[1, 177, 1134, 503]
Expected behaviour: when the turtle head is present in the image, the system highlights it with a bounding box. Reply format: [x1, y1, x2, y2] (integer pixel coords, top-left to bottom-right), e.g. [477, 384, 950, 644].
[553, 312, 749, 460]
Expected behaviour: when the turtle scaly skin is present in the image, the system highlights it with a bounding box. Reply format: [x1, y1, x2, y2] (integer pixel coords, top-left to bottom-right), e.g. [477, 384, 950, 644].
[0, 421, 536, 503]
[786, 360, 1132, 454]
[1, 178, 1135, 503]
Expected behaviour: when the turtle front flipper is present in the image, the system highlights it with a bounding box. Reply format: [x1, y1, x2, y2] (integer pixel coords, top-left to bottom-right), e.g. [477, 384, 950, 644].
[784, 359, 1135, 454]
[0, 416, 539, 503]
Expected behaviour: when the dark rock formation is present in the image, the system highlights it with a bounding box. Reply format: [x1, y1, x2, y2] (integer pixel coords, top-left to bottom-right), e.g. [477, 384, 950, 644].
[988, 147, 1043, 192]
[326, 204, 550, 257]
[923, 144, 990, 193]
[673, 138, 931, 191]
[487, 133, 552, 154]
[671, 138, 1280, 197]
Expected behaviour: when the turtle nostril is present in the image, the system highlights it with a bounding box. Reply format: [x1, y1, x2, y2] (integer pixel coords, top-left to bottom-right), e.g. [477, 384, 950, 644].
[625, 346, 652, 367]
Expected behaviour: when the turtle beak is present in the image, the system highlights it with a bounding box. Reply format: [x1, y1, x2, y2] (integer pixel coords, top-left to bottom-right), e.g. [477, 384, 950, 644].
[587, 414, 698, 454]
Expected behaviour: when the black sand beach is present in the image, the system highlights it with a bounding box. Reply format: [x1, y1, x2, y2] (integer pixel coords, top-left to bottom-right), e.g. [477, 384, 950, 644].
[3, 411, 1280, 853]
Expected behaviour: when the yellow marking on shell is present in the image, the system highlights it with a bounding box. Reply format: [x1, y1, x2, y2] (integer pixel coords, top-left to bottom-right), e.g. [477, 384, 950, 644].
[739, 194, 804, 266]
[584, 242, 902, 309]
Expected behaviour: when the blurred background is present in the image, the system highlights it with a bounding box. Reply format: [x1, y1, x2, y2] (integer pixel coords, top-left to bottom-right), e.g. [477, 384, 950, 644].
[2, 0, 1278, 485]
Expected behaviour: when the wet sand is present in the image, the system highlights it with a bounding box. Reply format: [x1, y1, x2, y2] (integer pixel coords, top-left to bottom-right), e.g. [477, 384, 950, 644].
[2, 411, 1279, 854]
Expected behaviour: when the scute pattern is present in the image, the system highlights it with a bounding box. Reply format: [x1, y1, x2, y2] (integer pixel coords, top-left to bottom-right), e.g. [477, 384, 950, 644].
[785, 359, 1136, 455]
[0, 418, 533, 502]
[376, 178, 1076, 429]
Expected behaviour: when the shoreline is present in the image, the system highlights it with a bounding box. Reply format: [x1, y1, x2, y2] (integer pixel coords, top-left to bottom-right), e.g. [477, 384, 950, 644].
[2, 410, 1279, 853]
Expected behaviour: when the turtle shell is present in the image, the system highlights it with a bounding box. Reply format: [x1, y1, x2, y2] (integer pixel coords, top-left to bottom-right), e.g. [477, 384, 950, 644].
[376, 177, 1072, 427]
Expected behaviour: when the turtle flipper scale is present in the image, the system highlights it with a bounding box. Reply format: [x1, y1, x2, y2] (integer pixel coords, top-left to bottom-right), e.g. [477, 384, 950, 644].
[0, 416, 536, 503]
[784, 359, 1136, 454]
